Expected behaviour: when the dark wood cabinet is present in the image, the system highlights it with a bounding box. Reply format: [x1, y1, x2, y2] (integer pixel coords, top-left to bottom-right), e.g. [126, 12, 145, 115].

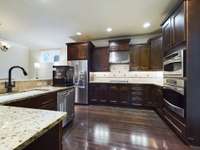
[130, 44, 150, 71]
[162, 19, 172, 53]
[5, 92, 57, 111]
[108, 84, 120, 105]
[172, 2, 186, 47]
[149, 36, 163, 71]
[89, 84, 108, 104]
[89, 83, 162, 108]
[91, 47, 109, 72]
[109, 39, 130, 51]
[24, 123, 62, 150]
[108, 84, 129, 106]
[162, 2, 186, 55]
[67, 42, 94, 60]
[160, 0, 200, 146]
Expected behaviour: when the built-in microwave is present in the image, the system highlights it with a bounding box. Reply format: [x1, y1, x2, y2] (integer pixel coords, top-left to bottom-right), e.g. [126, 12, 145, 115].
[164, 49, 185, 78]
[163, 78, 185, 118]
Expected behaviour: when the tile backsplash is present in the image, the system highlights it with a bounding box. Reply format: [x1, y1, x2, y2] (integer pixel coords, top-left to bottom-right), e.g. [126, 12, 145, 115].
[90, 64, 163, 86]
[0, 79, 52, 94]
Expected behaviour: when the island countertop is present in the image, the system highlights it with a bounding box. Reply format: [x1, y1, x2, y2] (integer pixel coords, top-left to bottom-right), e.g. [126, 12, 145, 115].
[0, 86, 74, 105]
[0, 106, 66, 150]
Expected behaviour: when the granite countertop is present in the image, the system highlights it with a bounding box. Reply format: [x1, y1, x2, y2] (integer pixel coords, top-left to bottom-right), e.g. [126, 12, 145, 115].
[0, 105, 66, 150]
[0, 86, 74, 105]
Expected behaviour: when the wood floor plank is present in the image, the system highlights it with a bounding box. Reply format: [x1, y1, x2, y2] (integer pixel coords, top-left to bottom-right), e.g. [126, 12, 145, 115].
[63, 105, 191, 150]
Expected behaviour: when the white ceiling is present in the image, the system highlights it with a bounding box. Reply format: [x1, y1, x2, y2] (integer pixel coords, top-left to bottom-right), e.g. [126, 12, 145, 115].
[0, 0, 179, 49]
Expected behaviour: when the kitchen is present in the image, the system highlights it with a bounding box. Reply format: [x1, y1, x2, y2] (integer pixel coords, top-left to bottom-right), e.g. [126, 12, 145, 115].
[0, 0, 200, 150]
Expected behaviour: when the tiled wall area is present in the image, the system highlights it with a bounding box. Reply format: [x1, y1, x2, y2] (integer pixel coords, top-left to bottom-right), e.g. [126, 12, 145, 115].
[0, 80, 52, 94]
[90, 65, 163, 86]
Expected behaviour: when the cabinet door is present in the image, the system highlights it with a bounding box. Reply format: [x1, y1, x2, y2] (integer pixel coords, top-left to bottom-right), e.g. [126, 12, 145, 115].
[89, 84, 98, 104]
[108, 84, 120, 105]
[119, 85, 129, 106]
[150, 36, 163, 71]
[172, 2, 186, 46]
[67, 43, 89, 60]
[130, 45, 140, 71]
[77, 43, 88, 60]
[109, 39, 130, 51]
[91, 47, 109, 72]
[140, 45, 150, 71]
[67, 45, 79, 60]
[162, 19, 172, 53]
[130, 44, 150, 71]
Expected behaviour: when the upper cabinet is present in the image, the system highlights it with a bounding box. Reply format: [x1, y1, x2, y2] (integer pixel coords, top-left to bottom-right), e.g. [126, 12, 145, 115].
[162, 2, 186, 54]
[91, 47, 109, 72]
[109, 39, 130, 51]
[149, 36, 163, 71]
[130, 44, 150, 71]
[172, 2, 186, 46]
[162, 19, 172, 53]
[67, 42, 94, 60]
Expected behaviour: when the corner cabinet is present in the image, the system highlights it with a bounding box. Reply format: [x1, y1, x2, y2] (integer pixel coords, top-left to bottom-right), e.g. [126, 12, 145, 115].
[67, 42, 94, 60]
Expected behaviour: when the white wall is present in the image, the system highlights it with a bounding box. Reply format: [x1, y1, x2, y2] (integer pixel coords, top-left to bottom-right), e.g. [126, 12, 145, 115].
[0, 39, 30, 80]
[29, 47, 67, 79]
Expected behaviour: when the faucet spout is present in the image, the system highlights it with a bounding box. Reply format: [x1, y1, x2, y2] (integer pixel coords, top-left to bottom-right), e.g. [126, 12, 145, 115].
[6, 66, 28, 93]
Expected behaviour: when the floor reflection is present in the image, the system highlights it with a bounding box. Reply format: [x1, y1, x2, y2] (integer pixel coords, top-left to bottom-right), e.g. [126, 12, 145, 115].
[94, 124, 110, 145]
[130, 133, 148, 147]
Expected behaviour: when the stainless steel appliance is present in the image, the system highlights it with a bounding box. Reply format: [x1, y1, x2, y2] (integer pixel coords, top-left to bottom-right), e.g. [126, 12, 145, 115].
[57, 88, 75, 127]
[53, 66, 74, 86]
[109, 51, 130, 64]
[163, 78, 185, 118]
[68, 60, 88, 104]
[164, 49, 185, 78]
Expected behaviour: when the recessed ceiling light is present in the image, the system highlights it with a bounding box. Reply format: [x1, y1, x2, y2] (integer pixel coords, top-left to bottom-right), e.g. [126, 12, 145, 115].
[106, 27, 112, 32]
[143, 22, 151, 28]
[76, 32, 82, 36]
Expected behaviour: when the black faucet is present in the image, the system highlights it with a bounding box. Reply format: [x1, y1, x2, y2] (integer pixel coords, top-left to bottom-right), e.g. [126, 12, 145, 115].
[5, 66, 28, 93]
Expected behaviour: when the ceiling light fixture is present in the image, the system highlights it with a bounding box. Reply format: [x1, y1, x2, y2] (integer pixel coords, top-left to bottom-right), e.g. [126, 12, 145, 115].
[76, 32, 82, 36]
[143, 22, 151, 28]
[106, 27, 112, 32]
[0, 41, 10, 52]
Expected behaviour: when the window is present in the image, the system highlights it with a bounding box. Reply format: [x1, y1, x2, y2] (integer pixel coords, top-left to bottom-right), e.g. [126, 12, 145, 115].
[40, 50, 60, 63]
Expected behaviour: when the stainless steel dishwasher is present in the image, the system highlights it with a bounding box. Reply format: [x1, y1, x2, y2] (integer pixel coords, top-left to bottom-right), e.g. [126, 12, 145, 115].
[57, 88, 75, 127]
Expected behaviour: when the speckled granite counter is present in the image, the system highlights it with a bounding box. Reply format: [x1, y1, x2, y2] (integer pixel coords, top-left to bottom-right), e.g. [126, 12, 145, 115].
[0, 86, 74, 105]
[0, 105, 66, 150]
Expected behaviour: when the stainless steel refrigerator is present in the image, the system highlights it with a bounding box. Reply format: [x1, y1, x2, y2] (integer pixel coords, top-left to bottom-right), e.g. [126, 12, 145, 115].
[68, 60, 88, 104]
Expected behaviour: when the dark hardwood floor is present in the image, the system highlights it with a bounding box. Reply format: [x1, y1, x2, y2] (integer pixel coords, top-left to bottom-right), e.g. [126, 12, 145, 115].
[63, 105, 190, 150]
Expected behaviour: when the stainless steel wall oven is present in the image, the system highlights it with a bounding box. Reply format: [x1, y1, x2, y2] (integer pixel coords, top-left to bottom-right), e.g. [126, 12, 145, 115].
[164, 49, 186, 78]
[163, 78, 185, 118]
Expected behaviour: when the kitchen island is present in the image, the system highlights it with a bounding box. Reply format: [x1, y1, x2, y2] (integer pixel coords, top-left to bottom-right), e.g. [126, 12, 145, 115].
[0, 105, 66, 150]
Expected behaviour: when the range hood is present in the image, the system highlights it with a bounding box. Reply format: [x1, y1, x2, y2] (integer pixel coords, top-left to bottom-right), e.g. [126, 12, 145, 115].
[109, 51, 130, 64]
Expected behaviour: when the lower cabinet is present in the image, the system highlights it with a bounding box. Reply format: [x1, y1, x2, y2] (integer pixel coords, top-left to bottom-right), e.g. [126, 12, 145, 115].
[89, 83, 163, 108]
[5, 92, 57, 111]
